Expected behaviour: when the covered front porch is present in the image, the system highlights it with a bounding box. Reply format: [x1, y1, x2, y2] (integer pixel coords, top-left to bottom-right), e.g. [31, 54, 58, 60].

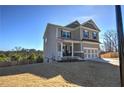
[57, 40, 84, 60]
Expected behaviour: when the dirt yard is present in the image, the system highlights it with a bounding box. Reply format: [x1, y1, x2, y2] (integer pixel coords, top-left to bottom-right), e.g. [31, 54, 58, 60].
[0, 61, 120, 87]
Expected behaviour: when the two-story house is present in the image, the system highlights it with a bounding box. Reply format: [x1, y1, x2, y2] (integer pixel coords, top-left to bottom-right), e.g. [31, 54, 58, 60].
[43, 19, 100, 62]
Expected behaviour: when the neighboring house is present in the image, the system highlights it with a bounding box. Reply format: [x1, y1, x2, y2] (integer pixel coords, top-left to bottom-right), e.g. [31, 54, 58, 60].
[43, 19, 100, 62]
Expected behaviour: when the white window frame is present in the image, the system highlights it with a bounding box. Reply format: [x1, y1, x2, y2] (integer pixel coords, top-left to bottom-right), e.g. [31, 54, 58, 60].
[62, 30, 71, 39]
[92, 32, 97, 39]
[83, 30, 89, 39]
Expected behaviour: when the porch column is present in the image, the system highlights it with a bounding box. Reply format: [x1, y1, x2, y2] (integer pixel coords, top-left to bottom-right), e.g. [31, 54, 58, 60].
[80, 43, 82, 51]
[71, 42, 74, 57]
[60, 42, 63, 57]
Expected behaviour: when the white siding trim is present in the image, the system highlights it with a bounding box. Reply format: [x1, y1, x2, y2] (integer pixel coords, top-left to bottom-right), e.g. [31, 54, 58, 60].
[82, 41, 100, 44]
[74, 51, 84, 53]
[80, 25, 82, 40]
[83, 47, 98, 50]
[56, 28, 58, 38]
[81, 26, 100, 32]
[63, 30, 71, 32]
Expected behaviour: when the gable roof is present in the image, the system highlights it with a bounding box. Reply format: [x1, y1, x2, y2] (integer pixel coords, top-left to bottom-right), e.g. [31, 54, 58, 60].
[65, 20, 80, 28]
[81, 19, 100, 31]
[44, 19, 100, 38]
[65, 19, 100, 31]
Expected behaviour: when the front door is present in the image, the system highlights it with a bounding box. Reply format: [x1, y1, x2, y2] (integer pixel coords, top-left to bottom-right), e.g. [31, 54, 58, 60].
[63, 45, 72, 56]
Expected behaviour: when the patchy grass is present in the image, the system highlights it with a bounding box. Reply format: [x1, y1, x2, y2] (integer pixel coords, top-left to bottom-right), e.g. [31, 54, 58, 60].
[0, 61, 120, 87]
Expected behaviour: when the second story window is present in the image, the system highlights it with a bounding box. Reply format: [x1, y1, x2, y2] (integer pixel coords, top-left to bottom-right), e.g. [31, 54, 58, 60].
[62, 31, 71, 39]
[83, 30, 89, 39]
[92, 32, 97, 39]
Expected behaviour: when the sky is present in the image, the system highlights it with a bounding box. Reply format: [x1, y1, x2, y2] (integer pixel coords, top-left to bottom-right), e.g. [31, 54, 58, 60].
[0, 5, 124, 51]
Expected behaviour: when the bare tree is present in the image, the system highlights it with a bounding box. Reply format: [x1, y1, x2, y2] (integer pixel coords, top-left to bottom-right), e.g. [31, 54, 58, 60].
[103, 30, 118, 52]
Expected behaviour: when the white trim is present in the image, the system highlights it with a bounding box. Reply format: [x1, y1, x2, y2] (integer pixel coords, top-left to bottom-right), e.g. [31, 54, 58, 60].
[60, 42, 63, 57]
[83, 47, 99, 50]
[81, 19, 100, 31]
[79, 25, 82, 40]
[82, 41, 100, 44]
[74, 51, 84, 53]
[81, 26, 100, 32]
[57, 38, 100, 44]
[56, 28, 58, 38]
[63, 29, 71, 32]
[80, 43, 82, 51]
[72, 42, 74, 57]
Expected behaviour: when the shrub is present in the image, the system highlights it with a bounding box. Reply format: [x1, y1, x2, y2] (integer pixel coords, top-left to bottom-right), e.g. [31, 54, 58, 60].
[0, 54, 6, 58]
[36, 56, 43, 63]
[0, 57, 6, 62]
[27, 53, 36, 62]
[0, 54, 9, 62]
[11, 55, 22, 61]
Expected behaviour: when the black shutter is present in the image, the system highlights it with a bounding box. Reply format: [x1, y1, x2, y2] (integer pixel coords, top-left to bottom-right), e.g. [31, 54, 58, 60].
[61, 29, 63, 37]
[70, 32, 71, 39]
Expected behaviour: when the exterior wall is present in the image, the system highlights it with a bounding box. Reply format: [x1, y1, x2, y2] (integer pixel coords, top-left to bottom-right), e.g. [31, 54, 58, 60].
[74, 43, 81, 51]
[71, 28, 80, 40]
[82, 42, 100, 49]
[43, 25, 57, 62]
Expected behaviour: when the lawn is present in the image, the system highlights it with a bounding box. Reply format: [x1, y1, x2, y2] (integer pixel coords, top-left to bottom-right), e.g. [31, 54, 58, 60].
[0, 61, 120, 87]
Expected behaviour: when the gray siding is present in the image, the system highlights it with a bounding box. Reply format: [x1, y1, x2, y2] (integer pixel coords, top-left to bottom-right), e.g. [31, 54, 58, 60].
[43, 25, 57, 62]
[71, 28, 80, 40]
[74, 43, 81, 51]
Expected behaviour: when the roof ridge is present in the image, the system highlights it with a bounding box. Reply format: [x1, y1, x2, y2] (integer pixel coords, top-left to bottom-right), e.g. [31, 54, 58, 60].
[65, 20, 80, 26]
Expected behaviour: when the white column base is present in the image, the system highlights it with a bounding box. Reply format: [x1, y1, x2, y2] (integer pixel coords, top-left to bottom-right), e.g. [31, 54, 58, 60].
[60, 42, 63, 57]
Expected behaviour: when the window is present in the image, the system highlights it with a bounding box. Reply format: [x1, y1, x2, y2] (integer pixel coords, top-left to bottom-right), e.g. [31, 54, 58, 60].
[62, 31, 66, 37]
[67, 32, 71, 38]
[62, 31, 71, 38]
[83, 30, 89, 39]
[92, 32, 97, 39]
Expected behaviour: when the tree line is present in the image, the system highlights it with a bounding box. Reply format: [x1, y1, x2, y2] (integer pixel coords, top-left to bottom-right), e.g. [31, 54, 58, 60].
[0, 47, 43, 63]
[101, 30, 118, 52]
